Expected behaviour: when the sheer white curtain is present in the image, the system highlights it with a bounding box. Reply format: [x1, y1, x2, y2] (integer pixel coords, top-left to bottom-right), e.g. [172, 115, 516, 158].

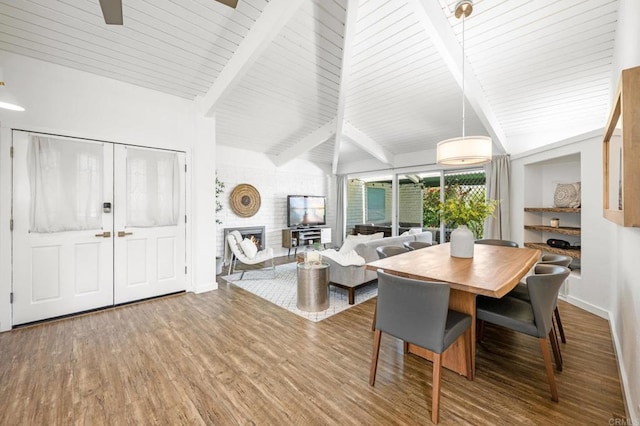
[335, 174, 347, 247]
[28, 136, 103, 233]
[126, 148, 180, 227]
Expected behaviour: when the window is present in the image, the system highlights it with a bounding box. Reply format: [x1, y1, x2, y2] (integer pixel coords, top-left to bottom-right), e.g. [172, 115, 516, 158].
[345, 169, 488, 241]
[366, 187, 385, 222]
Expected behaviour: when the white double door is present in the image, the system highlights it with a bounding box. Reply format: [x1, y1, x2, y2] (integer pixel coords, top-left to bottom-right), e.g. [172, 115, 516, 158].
[12, 132, 186, 325]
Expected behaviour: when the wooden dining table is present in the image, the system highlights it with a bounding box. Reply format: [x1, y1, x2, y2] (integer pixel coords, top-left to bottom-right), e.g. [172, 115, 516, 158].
[366, 242, 541, 377]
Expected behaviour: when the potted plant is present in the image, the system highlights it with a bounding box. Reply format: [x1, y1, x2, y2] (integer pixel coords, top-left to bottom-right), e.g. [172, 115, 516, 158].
[438, 184, 498, 258]
[215, 174, 225, 275]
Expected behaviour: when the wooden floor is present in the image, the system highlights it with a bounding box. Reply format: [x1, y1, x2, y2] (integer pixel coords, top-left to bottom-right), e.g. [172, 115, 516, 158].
[0, 256, 628, 425]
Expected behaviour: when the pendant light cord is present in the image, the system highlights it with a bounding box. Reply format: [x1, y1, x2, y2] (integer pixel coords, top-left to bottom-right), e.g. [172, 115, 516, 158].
[461, 10, 466, 139]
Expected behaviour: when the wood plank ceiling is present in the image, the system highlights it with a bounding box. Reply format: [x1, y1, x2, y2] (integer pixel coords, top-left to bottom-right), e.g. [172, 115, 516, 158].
[0, 0, 619, 168]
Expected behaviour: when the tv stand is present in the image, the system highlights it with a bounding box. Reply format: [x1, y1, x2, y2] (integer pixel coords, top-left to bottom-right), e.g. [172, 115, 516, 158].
[282, 227, 332, 256]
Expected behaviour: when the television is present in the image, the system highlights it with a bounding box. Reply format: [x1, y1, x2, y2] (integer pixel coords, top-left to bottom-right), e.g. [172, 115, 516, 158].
[287, 195, 326, 227]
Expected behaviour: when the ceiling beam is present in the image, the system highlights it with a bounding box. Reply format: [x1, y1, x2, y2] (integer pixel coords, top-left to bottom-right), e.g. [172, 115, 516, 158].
[271, 119, 337, 167]
[410, 0, 509, 153]
[200, 0, 305, 117]
[331, 0, 359, 175]
[343, 121, 394, 166]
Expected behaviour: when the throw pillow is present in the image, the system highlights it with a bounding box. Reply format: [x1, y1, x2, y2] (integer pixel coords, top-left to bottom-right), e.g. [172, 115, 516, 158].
[321, 249, 366, 267]
[554, 182, 581, 208]
[369, 232, 385, 241]
[239, 238, 258, 259]
[339, 234, 371, 254]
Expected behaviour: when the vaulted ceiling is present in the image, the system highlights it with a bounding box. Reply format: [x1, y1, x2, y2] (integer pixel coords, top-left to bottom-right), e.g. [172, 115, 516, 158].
[0, 0, 618, 171]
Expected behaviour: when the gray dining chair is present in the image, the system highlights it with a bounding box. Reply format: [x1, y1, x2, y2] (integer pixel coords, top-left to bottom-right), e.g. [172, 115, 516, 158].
[370, 270, 472, 424]
[510, 254, 572, 343]
[474, 239, 519, 248]
[476, 264, 570, 402]
[371, 245, 412, 331]
[403, 241, 433, 251]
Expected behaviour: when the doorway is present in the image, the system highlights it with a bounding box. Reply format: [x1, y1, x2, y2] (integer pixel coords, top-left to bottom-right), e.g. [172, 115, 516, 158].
[11, 131, 186, 325]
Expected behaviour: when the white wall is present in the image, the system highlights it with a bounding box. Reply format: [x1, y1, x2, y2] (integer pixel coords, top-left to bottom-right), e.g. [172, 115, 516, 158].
[0, 51, 217, 331]
[609, 0, 640, 421]
[512, 132, 614, 316]
[215, 145, 332, 260]
[192, 112, 217, 293]
[512, 130, 638, 423]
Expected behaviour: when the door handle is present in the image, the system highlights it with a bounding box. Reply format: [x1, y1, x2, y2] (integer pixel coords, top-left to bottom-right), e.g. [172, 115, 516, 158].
[95, 231, 111, 238]
[118, 231, 133, 237]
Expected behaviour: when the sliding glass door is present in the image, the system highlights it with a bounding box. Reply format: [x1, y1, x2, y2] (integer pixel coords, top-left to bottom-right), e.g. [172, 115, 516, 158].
[344, 168, 487, 244]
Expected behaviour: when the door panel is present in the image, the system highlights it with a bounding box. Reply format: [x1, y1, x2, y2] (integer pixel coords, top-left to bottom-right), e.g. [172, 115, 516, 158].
[12, 131, 114, 325]
[157, 236, 177, 280]
[113, 145, 185, 304]
[12, 132, 186, 325]
[75, 242, 102, 294]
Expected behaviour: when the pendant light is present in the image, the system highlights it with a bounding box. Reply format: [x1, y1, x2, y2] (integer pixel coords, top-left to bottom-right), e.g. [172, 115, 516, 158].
[0, 68, 25, 112]
[436, 0, 490, 166]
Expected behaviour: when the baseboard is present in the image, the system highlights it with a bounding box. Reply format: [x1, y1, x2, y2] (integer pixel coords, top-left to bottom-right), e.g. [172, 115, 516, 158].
[194, 281, 218, 294]
[608, 311, 638, 425]
[563, 294, 609, 319]
[563, 294, 637, 423]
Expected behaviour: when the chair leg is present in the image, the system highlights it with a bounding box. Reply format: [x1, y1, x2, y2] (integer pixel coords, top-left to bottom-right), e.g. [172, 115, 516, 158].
[369, 330, 382, 386]
[549, 327, 563, 371]
[554, 306, 567, 343]
[431, 353, 442, 424]
[371, 299, 377, 331]
[464, 327, 473, 380]
[539, 337, 559, 402]
[476, 319, 485, 342]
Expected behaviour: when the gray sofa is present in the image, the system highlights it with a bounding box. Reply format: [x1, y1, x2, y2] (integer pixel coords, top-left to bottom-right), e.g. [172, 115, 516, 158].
[323, 232, 433, 304]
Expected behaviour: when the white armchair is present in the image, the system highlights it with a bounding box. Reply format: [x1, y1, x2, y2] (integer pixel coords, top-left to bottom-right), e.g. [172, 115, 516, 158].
[226, 230, 275, 279]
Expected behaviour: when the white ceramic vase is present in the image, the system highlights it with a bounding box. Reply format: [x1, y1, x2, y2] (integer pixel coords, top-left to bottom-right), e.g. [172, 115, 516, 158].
[450, 225, 474, 258]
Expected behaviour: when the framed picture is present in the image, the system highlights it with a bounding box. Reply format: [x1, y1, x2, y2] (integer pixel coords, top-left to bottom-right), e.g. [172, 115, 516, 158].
[603, 65, 640, 227]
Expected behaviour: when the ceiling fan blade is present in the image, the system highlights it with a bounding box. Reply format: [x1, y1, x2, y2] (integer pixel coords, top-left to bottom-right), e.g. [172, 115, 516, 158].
[99, 0, 123, 25]
[215, 0, 238, 8]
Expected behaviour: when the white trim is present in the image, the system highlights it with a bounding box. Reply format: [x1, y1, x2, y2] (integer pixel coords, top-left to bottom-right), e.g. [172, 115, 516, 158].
[1, 127, 193, 329]
[17, 129, 186, 153]
[194, 281, 218, 294]
[0, 126, 12, 332]
[563, 294, 609, 319]
[608, 310, 637, 425]
[560, 294, 636, 423]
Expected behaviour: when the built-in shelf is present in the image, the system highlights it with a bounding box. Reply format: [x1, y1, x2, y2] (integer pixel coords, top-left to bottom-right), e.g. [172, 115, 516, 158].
[524, 207, 581, 213]
[524, 225, 581, 236]
[524, 242, 581, 259]
[524, 207, 581, 259]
